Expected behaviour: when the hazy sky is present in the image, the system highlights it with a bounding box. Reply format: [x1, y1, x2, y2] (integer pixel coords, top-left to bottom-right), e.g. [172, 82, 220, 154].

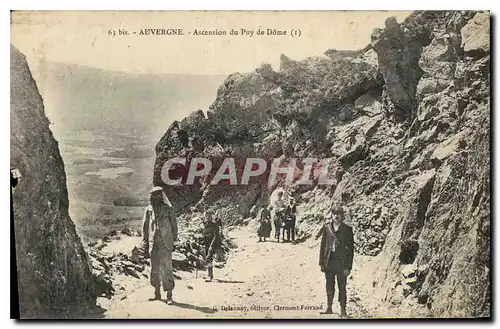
[11, 11, 411, 75]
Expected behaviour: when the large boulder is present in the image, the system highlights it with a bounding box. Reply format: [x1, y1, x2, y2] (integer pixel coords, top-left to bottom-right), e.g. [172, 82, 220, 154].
[419, 35, 458, 80]
[461, 12, 490, 57]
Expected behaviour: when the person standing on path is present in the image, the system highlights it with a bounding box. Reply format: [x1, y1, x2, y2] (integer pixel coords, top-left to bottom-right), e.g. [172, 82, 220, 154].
[318, 202, 354, 317]
[203, 210, 223, 282]
[257, 206, 272, 242]
[283, 198, 298, 242]
[142, 186, 178, 304]
[288, 198, 298, 242]
[273, 191, 286, 242]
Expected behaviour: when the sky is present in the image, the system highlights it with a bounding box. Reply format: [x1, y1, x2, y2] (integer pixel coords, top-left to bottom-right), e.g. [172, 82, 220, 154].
[11, 11, 412, 75]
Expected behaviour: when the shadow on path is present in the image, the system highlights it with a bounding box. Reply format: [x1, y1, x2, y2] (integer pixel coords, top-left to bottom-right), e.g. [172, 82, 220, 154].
[165, 301, 216, 314]
[215, 279, 245, 284]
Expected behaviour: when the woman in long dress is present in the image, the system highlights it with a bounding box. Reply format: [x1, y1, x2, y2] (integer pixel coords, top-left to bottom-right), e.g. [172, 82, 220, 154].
[258, 206, 272, 242]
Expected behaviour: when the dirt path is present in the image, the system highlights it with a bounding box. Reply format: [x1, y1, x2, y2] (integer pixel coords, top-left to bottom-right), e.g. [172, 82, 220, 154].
[98, 224, 370, 319]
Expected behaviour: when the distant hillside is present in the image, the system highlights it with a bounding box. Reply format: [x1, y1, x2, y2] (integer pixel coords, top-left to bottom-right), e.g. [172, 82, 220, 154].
[32, 61, 226, 139]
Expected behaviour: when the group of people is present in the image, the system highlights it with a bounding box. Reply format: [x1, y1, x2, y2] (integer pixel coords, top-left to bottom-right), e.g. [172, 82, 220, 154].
[257, 190, 298, 243]
[140, 186, 354, 318]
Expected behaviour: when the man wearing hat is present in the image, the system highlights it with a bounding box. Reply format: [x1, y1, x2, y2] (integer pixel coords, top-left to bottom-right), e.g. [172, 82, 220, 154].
[142, 186, 178, 303]
[288, 198, 298, 242]
[318, 202, 354, 317]
[273, 191, 286, 242]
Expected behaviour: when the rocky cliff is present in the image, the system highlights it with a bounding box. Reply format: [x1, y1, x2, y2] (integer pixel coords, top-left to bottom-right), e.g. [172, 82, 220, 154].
[154, 11, 490, 317]
[11, 45, 96, 318]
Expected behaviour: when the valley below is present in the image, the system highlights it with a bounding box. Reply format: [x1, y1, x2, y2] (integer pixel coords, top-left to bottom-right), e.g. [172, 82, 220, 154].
[57, 131, 157, 242]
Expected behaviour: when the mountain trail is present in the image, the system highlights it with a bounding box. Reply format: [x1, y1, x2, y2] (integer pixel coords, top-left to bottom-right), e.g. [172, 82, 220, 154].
[97, 224, 372, 319]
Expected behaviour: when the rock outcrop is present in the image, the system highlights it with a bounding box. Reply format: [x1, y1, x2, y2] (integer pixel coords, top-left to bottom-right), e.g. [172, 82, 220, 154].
[11, 45, 96, 318]
[371, 16, 425, 119]
[154, 42, 382, 223]
[153, 11, 490, 317]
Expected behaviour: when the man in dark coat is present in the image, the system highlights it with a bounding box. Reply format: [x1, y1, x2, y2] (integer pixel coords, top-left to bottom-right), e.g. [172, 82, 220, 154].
[318, 203, 354, 317]
[285, 199, 298, 242]
[273, 191, 285, 242]
[203, 210, 223, 282]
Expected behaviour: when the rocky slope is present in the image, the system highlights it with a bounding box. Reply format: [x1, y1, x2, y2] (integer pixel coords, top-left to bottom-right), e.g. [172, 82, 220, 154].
[153, 10, 490, 318]
[10, 45, 97, 318]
